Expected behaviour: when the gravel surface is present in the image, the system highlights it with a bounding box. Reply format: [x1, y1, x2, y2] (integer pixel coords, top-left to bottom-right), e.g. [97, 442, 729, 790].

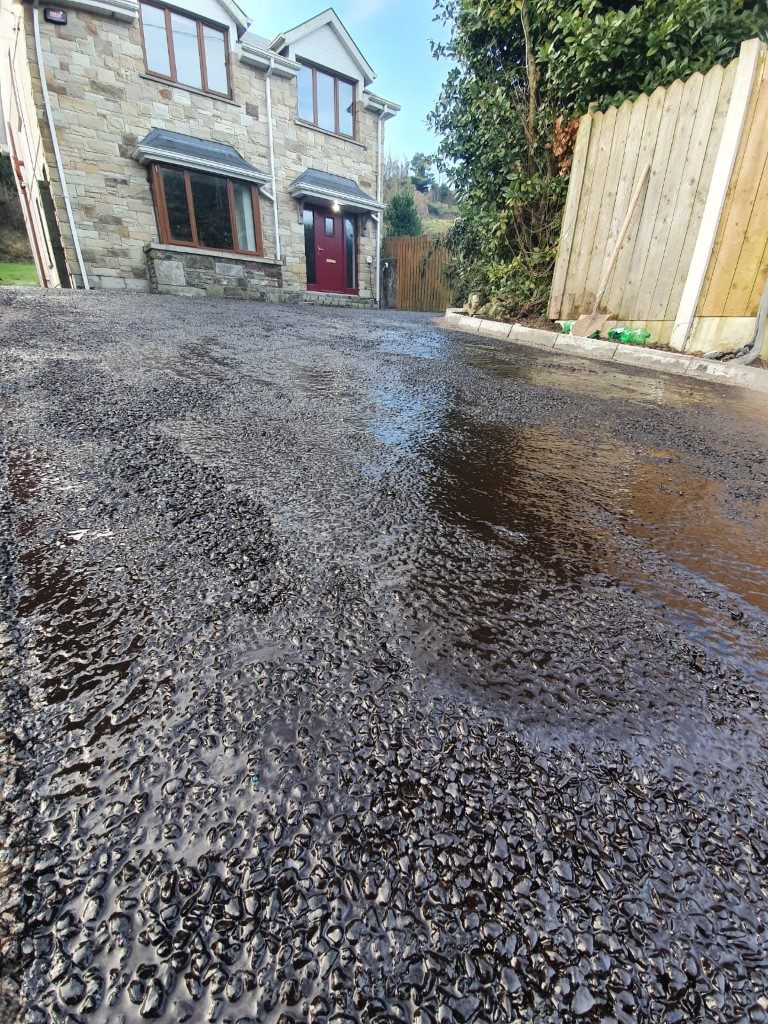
[1, 288, 767, 1024]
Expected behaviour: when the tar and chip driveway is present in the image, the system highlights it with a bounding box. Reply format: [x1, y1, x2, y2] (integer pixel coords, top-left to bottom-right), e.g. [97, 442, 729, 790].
[1, 289, 767, 1024]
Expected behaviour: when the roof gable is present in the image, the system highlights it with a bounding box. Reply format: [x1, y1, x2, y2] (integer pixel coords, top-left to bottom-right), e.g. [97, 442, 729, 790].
[217, 0, 249, 35]
[270, 8, 375, 86]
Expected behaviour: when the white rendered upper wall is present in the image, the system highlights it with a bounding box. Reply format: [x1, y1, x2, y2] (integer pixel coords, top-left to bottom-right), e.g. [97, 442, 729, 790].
[287, 23, 363, 85]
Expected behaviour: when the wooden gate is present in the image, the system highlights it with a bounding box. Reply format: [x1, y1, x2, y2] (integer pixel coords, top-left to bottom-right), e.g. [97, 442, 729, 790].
[384, 235, 453, 312]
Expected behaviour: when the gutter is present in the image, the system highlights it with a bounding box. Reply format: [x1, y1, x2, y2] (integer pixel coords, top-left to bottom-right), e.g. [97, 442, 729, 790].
[239, 41, 298, 78]
[32, 1, 89, 288]
[287, 183, 381, 213]
[264, 58, 281, 263]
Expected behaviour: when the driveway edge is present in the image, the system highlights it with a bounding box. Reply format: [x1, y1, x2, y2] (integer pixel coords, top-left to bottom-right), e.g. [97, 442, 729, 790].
[441, 309, 768, 393]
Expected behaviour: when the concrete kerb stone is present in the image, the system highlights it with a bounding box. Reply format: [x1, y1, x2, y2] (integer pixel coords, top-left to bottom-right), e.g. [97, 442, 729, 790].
[555, 334, 617, 361]
[686, 359, 766, 388]
[510, 324, 558, 349]
[613, 344, 691, 374]
[442, 309, 768, 393]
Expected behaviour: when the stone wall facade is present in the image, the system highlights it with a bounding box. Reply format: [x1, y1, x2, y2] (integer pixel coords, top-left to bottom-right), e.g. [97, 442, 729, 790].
[145, 245, 284, 301]
[23, 1, 386, 303]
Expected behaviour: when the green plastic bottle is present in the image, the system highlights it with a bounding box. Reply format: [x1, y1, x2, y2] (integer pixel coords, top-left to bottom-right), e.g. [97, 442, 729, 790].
[560, 320, 574, 334]
[621, 328, 651, 345]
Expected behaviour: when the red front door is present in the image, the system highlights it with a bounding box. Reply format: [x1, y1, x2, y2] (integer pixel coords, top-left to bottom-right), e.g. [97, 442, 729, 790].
[313, 209, 346, 293]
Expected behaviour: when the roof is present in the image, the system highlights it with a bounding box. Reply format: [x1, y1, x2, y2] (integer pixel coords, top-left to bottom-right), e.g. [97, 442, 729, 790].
[270, 8, 375, 87]
[217, 0, 249, 35]
[239, 35, 300, 77]
[241, 30, 271, 49]
[132, 129, 269, 186]
[288, 169, 383, 212]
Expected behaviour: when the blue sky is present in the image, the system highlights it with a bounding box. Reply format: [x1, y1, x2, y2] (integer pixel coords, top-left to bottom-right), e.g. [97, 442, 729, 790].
[243, 1, 452, 160]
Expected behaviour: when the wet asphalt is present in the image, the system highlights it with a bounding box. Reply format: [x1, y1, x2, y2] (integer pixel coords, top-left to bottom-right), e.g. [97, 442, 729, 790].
[0, 288, 767, 1024]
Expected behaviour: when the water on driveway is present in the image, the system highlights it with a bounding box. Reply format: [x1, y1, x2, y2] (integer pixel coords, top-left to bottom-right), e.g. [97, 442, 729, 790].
[1, 291, 767, 1024]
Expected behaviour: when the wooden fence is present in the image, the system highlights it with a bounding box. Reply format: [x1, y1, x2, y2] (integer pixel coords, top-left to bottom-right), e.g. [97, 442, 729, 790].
[549, 38, 768, 355]
[384, 235, 453, 312]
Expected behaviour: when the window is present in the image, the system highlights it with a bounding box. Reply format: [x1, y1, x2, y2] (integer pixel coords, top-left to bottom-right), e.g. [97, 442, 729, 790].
[297, 60, 356, 137]
[303, 209, 316, 285]
[151, 165, 263, 255]
[139, 2, 230, 98]
[344, 216, 356, 290]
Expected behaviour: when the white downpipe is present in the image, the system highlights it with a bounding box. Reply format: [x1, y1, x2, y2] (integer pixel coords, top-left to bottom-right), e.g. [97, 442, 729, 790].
[265, 59, 281, 264]
[375, 104, 388, 306]
[32, 1, 89, 289]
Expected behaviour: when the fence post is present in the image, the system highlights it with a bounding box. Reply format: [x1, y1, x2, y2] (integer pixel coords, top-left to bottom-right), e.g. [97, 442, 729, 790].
[548, 112, 593, 319]
[670, 38, 763, 351]
[381, 256, 397, 309]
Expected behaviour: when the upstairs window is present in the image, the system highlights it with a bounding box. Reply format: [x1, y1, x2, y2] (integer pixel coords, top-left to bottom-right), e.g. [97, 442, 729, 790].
[140, 2, 230, 98]
[297, 60, 355, 137]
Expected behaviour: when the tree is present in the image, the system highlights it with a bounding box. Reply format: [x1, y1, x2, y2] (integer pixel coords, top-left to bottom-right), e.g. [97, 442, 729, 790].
[384, 188, 423, 237]
[435, 182, 454, 204]
[410, 152, 436, 193]
[430, 0, 767, 314]
[383, 153, 411, 200]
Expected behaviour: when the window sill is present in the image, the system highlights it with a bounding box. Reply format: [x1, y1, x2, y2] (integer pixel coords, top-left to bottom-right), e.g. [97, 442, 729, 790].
[140, 74, 240, 107]
[295, 120, 366, 149]
[145, 242, 280, 265]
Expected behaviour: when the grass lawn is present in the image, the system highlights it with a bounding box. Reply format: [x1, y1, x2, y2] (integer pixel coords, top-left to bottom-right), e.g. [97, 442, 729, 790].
[0, 261, 39, 286]
[422, 219, 451, 236]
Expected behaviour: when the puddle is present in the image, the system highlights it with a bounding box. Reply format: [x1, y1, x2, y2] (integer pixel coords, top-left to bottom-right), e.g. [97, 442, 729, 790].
[403, 412, 768, 690]
[460, 337, 723, 408]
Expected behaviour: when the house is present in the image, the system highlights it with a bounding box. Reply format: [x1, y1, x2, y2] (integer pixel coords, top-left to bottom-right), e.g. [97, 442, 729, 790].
[0, 0, 399, 304]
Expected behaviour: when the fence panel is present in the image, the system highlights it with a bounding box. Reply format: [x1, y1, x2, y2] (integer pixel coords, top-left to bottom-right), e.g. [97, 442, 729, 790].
[700, 54, 768, 318]
[385, 235, 453, 312]
[548, 56, 739, 338]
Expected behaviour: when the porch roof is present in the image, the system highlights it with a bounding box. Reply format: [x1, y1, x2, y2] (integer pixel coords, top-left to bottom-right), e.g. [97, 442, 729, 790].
[288, 169, 382, 213]
[133, 129, 269, 187]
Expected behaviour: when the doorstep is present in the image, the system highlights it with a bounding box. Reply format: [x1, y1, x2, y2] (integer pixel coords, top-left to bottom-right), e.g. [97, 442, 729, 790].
[441, 309, 768, 393]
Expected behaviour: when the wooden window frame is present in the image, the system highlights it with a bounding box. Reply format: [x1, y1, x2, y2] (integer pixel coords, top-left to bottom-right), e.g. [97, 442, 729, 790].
[150, 163, 264, 257]
[139, 0, 232, 100]
[296, 58, 356, 139]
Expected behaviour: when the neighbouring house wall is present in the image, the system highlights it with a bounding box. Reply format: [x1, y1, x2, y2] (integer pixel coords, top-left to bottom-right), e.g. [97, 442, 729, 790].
[549, 38, 768, 356]
[24, 2, 383, 302]
[0, 0, 61, 285]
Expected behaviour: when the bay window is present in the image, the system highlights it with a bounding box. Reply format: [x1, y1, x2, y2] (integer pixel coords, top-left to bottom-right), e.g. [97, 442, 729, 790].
[297, 60, 355, 137]
[140, 1, 231, 98]
[150, 165, 263, 256]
